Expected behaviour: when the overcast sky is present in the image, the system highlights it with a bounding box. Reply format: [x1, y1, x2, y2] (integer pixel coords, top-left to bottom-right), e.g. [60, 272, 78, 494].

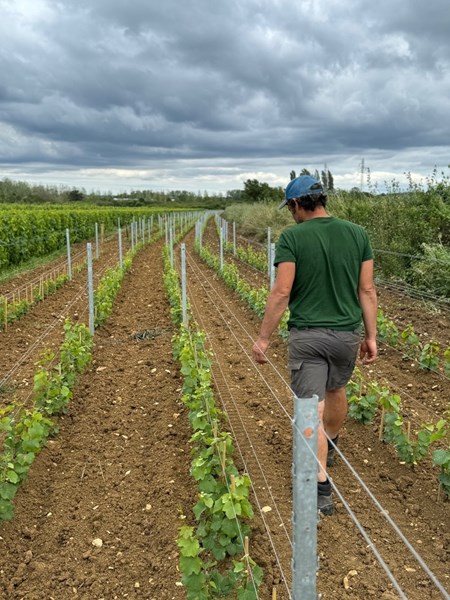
[1, 0, 449, 195]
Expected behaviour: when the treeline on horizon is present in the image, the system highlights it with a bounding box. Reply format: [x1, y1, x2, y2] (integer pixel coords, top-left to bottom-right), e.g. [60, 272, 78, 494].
[1, 167, 450, 209]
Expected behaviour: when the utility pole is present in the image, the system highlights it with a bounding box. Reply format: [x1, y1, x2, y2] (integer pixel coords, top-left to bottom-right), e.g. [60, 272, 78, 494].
[360, 158, 365, 192]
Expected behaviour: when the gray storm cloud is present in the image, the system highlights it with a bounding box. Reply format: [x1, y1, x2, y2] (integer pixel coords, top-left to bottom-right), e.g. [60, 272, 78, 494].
[0, 0, 449, 191]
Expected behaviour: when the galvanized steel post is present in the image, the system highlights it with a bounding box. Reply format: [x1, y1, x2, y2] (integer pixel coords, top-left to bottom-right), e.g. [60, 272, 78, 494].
[219, 225, 224, 271]
[95, 223, 99, 259]
[292, 394, 319, 600]
[270, 242, 276, 289]
[118, 226, 123, 269]
[66, 228, 72, 281]
[181, 243, 187, 326]
[87, 243, 95, 336]
[169, 227, 174, 267]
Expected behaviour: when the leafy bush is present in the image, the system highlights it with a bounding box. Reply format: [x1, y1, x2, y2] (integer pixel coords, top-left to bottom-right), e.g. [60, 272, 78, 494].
[410, 243, 450, 297]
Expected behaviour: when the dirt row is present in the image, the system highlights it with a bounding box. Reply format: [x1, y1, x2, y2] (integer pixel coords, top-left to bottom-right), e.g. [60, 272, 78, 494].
[0, 233, 134, 411]
[0, 223, 448, 599]
[0, 238, 195, 599]
[190, 222, 449, 598]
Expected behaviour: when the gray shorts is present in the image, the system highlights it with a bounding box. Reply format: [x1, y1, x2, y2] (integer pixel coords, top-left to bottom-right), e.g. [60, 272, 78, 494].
[288, 328, 360, 401]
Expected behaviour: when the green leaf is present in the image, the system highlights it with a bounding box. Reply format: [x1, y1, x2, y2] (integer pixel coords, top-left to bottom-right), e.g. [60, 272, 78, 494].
[224, 498, 241, 519]
[180, 555, 202, 576]
[181, 571, 207, 594]
[433, 449, 450, 467]
[0, 482, 18, 500]
[177, 536, 200, 558]
[220, 517, 240, 538]
[6, 470, 19, 484]
[0, 498, 15, 521]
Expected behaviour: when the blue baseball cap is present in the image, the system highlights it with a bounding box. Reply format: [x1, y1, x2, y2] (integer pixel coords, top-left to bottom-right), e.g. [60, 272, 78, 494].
[279, 175, 324, 209]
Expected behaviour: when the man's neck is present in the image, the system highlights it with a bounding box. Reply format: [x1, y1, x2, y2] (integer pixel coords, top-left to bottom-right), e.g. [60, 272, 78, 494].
[300, 207, 330, 222]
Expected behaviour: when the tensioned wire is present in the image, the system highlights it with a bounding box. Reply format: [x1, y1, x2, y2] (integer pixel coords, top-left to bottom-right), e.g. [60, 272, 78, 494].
[0, 252, 119, 390]
[376, 279, 450, 310]
[0, 288, 92, 454]
[183, 243, 450, 599]
[225, 251, 268, 277]
[192, 241, 450, 599]
[174, 313, 261, 597]
[0, 228, 130, 300]
[183, 246, 410, 598]
[219, 249, 448, 426]
[2, 248, 87, 301]
[185, 245, 410, 599]
[375, 339, 450, 419]
[227, 227, 450, 308]
[184, 255, 293, 546]
[231, 226, 450, 267]
[184, 270, 291, 598]
[221, 232, 450, 423]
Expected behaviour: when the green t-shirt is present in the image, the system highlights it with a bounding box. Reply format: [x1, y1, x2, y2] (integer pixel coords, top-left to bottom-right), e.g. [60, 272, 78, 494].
[275, 217, 373, 330]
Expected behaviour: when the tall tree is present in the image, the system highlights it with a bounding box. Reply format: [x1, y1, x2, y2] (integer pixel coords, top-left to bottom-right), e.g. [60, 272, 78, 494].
[300, 168, 311, 176]
[327, 170, 334, 191]
[313, 169, 320, 181]
[290, 170, 296, 180]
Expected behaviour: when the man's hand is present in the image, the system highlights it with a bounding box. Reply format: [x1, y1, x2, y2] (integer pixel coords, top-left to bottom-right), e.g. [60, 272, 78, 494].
[360, 339, 377, 364]
[252, 338, 269, 364]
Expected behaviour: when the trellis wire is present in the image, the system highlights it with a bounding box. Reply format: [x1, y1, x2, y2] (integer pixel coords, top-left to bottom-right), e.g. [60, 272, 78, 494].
[186, 277, 292, 597]
[185, 248, 411, 598]
[186, 244, 450, 599]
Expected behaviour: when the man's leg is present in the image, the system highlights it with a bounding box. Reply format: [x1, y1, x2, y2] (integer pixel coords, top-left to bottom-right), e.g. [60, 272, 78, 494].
[323, 386, 347, 439]
[323, 386, 347, 467]
[317, 399, 328, 483]
[317, 399, 334, 515]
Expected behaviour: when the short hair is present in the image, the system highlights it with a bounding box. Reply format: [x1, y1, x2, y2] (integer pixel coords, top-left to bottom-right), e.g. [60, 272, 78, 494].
[290, 192, 328, 212]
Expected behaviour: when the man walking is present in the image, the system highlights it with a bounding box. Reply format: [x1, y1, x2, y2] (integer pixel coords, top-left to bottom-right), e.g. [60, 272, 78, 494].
[252, 175, 377, 515]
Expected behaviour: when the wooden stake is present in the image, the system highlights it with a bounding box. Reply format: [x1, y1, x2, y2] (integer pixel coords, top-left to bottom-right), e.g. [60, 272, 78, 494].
[100, 223, 105, 244]
[4, 296, 7, 331]
[230, 474, 236, 494]
[244, 535, 249, 558]
[407, 421, 411, 442]
[272, 588, 277, 600]
[379, 407, 385, 441]
[437, 482, 442, 502]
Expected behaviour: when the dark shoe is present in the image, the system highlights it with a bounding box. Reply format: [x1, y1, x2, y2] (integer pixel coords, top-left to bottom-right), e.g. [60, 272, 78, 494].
[318, 480, 335, 516]
[326, 435, 339, 468]
[317, 493, 335, 516]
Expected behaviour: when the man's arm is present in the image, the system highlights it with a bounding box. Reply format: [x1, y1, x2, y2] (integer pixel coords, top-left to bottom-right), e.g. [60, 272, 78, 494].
[252, 262, 295, 363]
[358, 258, 378, 364]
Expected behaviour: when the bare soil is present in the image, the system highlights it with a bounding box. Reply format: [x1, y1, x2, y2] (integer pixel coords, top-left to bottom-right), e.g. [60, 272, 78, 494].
[0, 225, 449, 600]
